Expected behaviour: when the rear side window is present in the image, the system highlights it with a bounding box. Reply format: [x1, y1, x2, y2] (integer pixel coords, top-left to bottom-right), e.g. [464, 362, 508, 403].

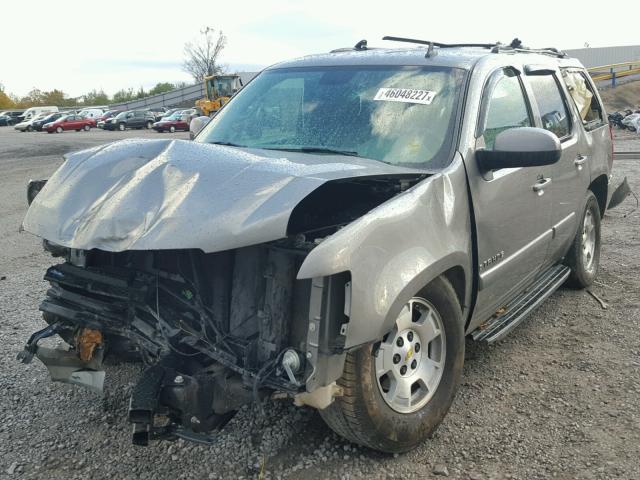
[481, 69, 532, 149]
[561, 70, 604, 130]
[528, 75, 571, 139]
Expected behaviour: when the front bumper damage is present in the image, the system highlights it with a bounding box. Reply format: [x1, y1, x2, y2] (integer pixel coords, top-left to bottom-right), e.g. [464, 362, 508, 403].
[18, 245, 352, 445]
[18, 324, 105, 394]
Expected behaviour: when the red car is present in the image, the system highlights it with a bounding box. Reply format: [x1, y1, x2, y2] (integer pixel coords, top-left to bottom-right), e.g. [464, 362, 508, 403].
[152, 112, 190, 133]
[44, 115, 96, 133]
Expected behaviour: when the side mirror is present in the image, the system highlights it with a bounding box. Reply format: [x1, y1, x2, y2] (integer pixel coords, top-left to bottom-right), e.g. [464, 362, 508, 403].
[189, 116, 211, 140]
[476, 127, 561, 170]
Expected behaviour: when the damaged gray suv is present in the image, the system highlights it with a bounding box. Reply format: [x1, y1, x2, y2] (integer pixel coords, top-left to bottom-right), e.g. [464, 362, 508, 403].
[19, 38, 624, 453]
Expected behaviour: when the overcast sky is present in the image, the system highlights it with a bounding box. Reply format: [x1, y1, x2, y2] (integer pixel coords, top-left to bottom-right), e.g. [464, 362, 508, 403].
[1, 0, 638, 98]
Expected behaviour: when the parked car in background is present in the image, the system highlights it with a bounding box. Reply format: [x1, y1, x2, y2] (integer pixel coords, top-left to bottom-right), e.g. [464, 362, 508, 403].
[181, 108, 199, 120]
[0, 111, 24, 126]
[147, 107, 167, 121]
[18, 106, 58, 122]
[102, 111, 130, 131]
[14, 113, 51, 132]
[152, 112, 191, 132]
[78, 108, 104, 120]
[44, 114, 96, 133]
[159, 108, 182, 119]
[96, 110, 121, 128]
[32, 112, 65, 131]
[103, 110, 155, 130]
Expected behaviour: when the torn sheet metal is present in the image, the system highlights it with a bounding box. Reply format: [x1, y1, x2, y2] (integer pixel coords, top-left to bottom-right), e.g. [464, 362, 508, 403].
[22, 139, 423, 253]
[607, 175, 631, 210]
[35, 346, 105, 394]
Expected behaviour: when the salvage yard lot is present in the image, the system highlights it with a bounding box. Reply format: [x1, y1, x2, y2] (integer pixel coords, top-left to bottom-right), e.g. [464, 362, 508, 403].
[0, 127, 638, 480]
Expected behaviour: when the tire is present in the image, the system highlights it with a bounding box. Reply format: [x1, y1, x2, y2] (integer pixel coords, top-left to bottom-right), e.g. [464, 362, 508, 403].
[26, 125, 32, 132]
[118, 123, 125, 131]
[56, 126, 63, 134]
[565, 191, 601, 288]
[83, 124, 90, 131]
[169, 125, 176, 133]
[146, 121, 153, 129]
[320, 276, 464, 453]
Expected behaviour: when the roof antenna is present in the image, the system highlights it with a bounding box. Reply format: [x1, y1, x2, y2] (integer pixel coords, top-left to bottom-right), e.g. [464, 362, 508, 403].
[509, 38, 523, 49]
[425, 42, 437, 58]
[354, 39, 368, 50]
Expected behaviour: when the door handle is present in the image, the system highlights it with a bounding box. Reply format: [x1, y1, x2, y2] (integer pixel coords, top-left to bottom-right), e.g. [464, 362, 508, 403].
[532, 177, 552, 195]
[574, 154, 588, 169]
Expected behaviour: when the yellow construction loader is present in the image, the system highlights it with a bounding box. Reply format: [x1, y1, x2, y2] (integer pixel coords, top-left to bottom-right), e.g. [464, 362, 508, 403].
[195, 74, 244, 117]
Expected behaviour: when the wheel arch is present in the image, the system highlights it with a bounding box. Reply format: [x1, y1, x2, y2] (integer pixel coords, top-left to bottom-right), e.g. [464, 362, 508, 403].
[589, 174, 608, 217]
[379, 254, 470, 346]
[441, 265, 466, 314]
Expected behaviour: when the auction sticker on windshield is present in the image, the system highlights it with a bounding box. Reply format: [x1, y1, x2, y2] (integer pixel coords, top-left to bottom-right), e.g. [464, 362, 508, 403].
[373, 88, 436, 105]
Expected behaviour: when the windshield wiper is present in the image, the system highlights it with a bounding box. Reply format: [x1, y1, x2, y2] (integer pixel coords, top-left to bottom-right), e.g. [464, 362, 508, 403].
[261, 146, 361, 157]
[209, 141, 248, 148]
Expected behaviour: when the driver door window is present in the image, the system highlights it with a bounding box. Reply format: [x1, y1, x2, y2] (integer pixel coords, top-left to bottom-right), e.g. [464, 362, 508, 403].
[480, 69, 532, 150]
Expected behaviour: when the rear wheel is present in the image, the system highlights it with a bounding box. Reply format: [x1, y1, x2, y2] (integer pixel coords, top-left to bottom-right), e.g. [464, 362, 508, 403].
[320, 276, 464, 453]
[565, 191, 601, 288]
[169, 125, 176, 133]
[26, 125, 32, 132]
[118, 123, 125, 131]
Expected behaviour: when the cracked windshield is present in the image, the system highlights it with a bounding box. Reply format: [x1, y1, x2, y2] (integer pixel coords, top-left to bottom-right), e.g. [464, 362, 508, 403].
[199, 66, 466, 168]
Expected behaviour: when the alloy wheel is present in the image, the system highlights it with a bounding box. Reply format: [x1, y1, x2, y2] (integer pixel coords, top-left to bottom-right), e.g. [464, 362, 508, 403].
[375, 298, 446, 414]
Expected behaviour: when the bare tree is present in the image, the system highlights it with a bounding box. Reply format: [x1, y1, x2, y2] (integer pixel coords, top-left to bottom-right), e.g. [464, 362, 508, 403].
[183, 27, 227, 82]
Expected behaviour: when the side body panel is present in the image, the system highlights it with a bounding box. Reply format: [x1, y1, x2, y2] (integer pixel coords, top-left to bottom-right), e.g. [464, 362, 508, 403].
[297, 154, 473, 348]
[526, 68, 590, 262]
[458, 57, 554, 329]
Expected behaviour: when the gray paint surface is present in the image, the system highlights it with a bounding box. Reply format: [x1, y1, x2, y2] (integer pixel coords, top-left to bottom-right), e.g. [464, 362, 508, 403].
[22, 138, 423, 253]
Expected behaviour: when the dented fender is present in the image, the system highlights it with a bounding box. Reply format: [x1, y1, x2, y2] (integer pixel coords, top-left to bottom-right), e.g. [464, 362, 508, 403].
[297, 154, 473, 348]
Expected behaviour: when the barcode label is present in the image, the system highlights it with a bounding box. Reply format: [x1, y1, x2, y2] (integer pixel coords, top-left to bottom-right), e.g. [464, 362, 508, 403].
[373, 88, 436, 105]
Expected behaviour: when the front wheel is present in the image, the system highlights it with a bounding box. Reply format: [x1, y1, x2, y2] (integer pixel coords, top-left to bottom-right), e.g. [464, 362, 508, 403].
[26, 125, 32, 132]
[146, 121, 153, 129]
[169, 125, 176, 133]
[56, 126, 63, 133]
[565, 191, 601, 288]
[320, 276, 464, 453]
[83, 124, 90, 131]
[118, 123, 125, 131]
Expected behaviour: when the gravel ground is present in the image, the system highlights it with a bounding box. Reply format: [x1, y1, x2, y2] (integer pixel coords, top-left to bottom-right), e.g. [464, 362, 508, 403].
[0, 127, 638, 480]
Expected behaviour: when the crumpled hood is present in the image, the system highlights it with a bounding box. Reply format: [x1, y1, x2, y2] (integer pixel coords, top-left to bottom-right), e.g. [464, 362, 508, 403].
[23, 139, 423, 253]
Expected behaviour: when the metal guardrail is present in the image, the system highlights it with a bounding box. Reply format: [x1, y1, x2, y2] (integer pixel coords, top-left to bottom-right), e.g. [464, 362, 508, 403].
[109, 83, 205, 111]
[588, 61, 640, 87]
[614, 151, 640, 160]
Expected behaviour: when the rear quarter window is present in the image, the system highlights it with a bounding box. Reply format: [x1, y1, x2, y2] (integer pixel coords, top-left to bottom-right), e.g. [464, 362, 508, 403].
[561, 70, 605, 130]
[527, 75, 572, 139]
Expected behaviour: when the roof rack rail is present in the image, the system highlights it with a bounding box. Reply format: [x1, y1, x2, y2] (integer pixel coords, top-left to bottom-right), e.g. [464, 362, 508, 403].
[490, 45, 568, 58]
[381, 36, 568, 59]
[382, 36, 497, 49]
